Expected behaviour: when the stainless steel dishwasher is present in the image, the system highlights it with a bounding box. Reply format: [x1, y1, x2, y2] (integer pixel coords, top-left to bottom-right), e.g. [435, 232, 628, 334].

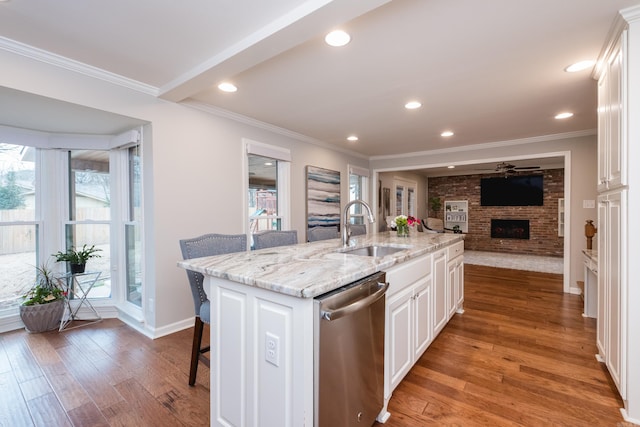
[314, 271, 389, 427]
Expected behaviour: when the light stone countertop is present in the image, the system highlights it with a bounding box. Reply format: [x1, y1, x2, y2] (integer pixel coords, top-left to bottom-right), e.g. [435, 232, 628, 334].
[178, 232, 464, 298]
[582, 249, 598, 265]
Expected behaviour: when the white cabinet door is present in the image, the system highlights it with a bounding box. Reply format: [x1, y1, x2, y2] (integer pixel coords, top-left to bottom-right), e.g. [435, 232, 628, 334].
[413, 276, 433, 359]
[433, 250, 448, 335]
[597, 197, 608, 358]
[387, 285, 414, 391]
[606, 191, 625, 398]
[597, 190, 626, 399]
[455, 258, 464, 310]
[597, 33, 626, 191]
[597, 59, 610, 192]
[447, 258, 457, 318]
[607, 46, 624, 189]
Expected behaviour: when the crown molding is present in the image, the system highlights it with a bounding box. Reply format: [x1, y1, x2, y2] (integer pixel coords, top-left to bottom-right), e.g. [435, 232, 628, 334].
[0, 36, 158, 96]
[369, 129, 596, 161]
[620, 4, 640, 23]
[181, 100, 369, 160]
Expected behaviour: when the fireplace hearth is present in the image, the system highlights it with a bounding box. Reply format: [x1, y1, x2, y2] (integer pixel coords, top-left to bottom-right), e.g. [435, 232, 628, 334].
[491, 219, 530, 239]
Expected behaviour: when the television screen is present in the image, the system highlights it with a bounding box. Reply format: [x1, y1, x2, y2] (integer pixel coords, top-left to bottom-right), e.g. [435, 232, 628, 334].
[480, 175, 543, 206]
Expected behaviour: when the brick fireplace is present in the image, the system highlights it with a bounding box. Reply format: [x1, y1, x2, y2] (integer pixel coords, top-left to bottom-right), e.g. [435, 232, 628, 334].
[427, 169, 564, 257]
[491, 219, 530, 239]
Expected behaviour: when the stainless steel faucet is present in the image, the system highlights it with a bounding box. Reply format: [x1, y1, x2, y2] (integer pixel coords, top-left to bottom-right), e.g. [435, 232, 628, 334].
[342, 199, 376, 246]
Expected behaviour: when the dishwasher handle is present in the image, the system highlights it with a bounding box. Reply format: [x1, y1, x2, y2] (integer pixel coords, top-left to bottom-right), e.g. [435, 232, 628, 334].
[321, 281, 389, 321]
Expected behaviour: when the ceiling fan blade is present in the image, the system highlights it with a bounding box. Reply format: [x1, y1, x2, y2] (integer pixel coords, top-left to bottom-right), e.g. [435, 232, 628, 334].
[514, 166, 541, 170]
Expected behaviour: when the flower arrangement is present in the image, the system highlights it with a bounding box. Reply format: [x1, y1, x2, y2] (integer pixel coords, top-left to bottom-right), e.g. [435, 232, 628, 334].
[394, 215, 420, 236]
[394, 215, 420, 227]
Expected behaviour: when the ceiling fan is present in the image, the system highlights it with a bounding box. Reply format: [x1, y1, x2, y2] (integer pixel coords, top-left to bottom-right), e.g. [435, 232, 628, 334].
[472, 161, 541, 177]
[494, 161, 541, 174]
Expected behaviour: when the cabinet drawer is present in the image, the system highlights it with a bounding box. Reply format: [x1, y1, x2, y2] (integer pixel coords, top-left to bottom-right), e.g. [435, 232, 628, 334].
[447, 241, 464, 259]
[386, 254, 431, 296]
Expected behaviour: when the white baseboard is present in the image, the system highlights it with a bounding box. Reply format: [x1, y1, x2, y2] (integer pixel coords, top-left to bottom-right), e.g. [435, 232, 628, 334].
[0, 313, 25, 334]
[621, 407, 640, 425]
[152, 317, 195, 338]
[569, 286, 582, 295]
[0, 305, 195, 340]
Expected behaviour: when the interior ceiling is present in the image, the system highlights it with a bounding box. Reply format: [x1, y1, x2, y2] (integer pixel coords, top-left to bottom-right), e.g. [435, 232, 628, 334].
[1, 0, 638, 161]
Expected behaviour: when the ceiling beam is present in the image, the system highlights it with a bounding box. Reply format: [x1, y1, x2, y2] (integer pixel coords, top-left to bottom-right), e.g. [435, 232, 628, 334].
[158, 0, 390, 102]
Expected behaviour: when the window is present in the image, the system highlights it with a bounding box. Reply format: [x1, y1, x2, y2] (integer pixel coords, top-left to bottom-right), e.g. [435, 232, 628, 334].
[0, 143, 38, 310]
[394, 178, 417, 217]
[64, 150, 111, 298]
[124, 145, 142, 306]
[248, 155, 281, 233]
[0, 127, 144, 322]
[349, 165, 369, 225]
[245, 140, 291, 247]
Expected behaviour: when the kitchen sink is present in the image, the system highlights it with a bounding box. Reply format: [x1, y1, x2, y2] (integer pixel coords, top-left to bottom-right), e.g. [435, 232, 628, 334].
[341, 245, 406, 257]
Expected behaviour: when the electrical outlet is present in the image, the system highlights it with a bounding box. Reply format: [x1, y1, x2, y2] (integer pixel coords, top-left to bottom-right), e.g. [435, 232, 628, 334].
[265, 332, 280, 367]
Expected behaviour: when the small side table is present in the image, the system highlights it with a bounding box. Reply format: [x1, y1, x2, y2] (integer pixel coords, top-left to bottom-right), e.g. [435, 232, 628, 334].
[58, 271, 103, 331]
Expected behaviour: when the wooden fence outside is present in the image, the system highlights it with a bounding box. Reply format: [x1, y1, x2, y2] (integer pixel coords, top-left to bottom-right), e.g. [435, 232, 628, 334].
[0, 208, 110, 255]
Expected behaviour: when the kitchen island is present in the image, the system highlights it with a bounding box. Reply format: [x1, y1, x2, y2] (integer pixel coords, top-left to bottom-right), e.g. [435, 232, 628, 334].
[178, 232, 464, 427]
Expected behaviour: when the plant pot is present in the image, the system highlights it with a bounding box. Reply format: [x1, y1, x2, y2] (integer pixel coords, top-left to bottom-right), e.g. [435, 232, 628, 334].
[19, 299, 65, 333]
[396, 224, 409, 237]
[70, 263, 86, 274]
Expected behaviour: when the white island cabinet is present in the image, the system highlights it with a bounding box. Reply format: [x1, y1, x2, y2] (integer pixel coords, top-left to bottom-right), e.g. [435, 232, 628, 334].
[178, 233, 464, 426]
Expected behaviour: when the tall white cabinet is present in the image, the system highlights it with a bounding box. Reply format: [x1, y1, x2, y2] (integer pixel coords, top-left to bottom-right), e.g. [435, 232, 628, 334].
[595, 19, 629, 407]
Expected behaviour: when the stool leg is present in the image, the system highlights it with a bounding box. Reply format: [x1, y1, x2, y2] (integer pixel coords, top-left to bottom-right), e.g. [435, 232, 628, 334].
[189, 317, 205, 386]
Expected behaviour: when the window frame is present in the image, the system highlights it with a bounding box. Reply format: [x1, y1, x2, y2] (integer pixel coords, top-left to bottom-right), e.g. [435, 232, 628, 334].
[243, 139, 291, 249]
[348, 164, 370, 225]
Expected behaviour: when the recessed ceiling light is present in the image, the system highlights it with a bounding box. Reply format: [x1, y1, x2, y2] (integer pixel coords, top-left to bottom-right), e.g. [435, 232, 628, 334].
[264, 162, 273, 166]
[447, 165, 455, 169]
[565, 60, 596, 73]
[325, 30, 351, 47]
[347, 135, 358, 141]
[218, 82, 237, 92]
[441, 131, 454, 137]
[405, 101, 422, 110]
[555, 112, 574, 119]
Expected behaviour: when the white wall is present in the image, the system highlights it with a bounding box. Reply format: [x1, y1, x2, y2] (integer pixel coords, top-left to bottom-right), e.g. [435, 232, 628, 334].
[0, 48, 368, 336]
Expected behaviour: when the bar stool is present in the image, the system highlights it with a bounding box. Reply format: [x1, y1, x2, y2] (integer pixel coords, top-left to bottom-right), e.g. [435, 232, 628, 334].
[308, 226, 339, 242]
[252, 230, 298, 250]
[350, 224, 366, 236]
[179, 233, 246, 386]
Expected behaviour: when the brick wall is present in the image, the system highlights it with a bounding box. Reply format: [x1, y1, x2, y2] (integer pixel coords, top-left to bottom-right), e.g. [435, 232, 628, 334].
[428, 169, 564, 257]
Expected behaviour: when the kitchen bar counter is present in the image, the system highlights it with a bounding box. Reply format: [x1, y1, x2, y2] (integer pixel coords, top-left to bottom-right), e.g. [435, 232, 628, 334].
[178, 232, 464, 298]
[177, 231, 464, 427]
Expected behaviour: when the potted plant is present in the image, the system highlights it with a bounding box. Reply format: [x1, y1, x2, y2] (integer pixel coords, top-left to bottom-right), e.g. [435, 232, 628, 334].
[429, 197, 442, 217]
[20, 263, 65, 333]
[54, 244, 102, 274]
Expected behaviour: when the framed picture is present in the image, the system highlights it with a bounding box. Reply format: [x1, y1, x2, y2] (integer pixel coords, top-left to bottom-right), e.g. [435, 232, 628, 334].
[306, 166, 341, 230]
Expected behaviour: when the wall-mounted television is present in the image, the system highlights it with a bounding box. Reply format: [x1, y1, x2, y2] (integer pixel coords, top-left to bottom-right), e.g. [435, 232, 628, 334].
[480, 175, 543, 206]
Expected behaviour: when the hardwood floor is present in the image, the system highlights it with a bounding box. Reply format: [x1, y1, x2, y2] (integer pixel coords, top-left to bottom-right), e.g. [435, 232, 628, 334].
[0, 319, 210, 426]
[380, 264, 631, 427]
[0, 265, 633, 426]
